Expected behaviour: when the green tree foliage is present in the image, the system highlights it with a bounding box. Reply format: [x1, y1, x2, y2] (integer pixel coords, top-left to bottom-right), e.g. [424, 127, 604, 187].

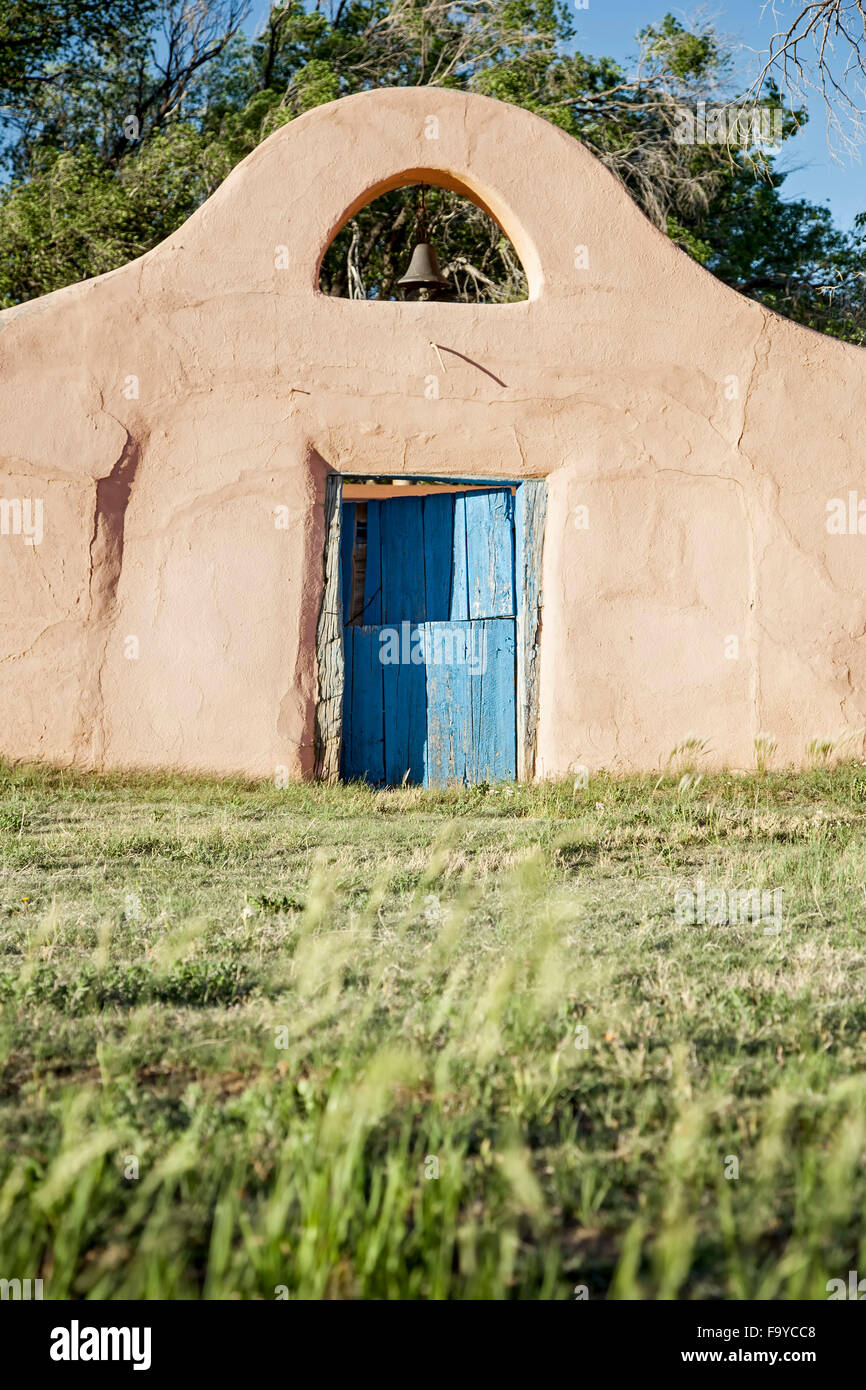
[0, 1, 862, 341]
[0, 1, 155, 102]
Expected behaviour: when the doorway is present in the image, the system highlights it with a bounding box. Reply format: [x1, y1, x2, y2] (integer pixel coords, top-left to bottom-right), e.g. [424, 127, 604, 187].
[314, 475, 546, 788]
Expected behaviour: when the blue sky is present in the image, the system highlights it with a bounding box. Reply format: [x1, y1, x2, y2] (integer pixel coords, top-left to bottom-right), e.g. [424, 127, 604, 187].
[571, 2, 864, 230]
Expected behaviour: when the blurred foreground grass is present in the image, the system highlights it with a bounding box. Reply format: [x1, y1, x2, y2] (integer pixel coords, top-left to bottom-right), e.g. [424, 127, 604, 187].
[1, 760, 866, 1299]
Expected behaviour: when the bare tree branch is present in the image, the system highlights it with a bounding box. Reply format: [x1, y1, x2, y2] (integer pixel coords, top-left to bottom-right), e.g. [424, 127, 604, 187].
[754, 1, 866, 152]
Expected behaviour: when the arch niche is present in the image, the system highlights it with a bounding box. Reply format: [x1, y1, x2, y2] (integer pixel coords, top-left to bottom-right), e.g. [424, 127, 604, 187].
[315, 167, 542, 302]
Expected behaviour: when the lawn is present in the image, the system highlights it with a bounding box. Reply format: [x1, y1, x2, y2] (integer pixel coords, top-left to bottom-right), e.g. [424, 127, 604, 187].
[1, 759, 865, 1300]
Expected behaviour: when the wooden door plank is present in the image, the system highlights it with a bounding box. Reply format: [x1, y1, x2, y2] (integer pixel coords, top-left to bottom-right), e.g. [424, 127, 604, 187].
[422, 493, 454, 621]
[340, 623, 357, 780]
[464, 489, 515, 619]
[342, 625, 385, 783]
[380, 497, 426, 623]
[469, 618, 517, 782]
[341, 605, 354, 770]
[450, 494, 470, 621]
[424, 622, 471, 786]
[383, 627, 427, 784]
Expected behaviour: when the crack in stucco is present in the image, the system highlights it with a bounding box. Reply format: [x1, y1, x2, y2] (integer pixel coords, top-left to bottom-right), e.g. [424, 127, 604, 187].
[510, 426, 527, 472]
[735, 312, 772, 459]
[79, 428, 141, 763]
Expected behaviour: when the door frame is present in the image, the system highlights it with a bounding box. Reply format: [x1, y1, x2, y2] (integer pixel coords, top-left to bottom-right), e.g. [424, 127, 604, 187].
[314, 473, 547, 784]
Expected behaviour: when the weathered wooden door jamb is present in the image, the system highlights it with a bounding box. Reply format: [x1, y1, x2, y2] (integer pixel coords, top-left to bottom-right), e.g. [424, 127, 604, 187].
[313, 473, 344, 782]
[515, 479, 546, 782]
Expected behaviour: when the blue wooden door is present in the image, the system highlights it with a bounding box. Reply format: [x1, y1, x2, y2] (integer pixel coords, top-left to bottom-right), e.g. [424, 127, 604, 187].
[341, 489, 516, 785]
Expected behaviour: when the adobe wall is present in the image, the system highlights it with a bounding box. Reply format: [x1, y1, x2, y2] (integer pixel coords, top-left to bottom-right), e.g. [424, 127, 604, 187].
[1, 86, 864, 779]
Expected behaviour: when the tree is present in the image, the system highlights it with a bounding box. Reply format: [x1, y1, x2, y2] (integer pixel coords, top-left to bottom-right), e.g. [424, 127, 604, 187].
[0, 1, 154, 98]
[0, 0, 248, 174]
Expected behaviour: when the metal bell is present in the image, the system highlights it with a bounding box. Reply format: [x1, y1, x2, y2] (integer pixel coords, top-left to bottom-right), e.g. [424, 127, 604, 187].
[397, 241, 450, 300]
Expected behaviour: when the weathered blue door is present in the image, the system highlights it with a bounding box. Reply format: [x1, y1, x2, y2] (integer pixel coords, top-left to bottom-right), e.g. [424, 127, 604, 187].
[340, 489, 517, 785]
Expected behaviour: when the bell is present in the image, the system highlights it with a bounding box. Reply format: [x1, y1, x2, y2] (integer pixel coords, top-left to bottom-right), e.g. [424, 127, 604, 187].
[397, 241, 450, 300]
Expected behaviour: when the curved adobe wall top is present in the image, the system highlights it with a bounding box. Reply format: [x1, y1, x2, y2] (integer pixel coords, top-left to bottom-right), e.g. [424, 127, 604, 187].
[1, 86, 865, 777]
[2, 83, 863, 483]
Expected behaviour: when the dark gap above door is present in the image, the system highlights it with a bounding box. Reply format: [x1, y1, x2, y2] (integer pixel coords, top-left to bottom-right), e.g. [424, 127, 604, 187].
[347, 502, 368, 624]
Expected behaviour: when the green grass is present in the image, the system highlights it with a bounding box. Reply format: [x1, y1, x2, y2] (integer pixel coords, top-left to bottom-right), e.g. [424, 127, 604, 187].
[2, 759, 866, 1299]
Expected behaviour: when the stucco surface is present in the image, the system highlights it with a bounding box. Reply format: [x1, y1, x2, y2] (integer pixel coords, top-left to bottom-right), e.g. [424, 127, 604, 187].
[1, 85, 865, 778]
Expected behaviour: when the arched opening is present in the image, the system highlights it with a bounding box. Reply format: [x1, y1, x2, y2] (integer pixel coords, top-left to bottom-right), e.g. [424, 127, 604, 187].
[318, 182, 529, 304]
